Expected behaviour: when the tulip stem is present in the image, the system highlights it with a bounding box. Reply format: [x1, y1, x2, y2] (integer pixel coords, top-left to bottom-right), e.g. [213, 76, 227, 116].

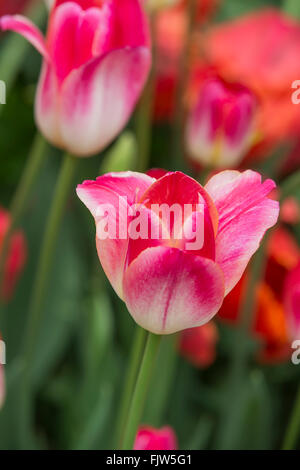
[19, 152, 78, 448]
[114, 325, 147, 448]
[121, 332, 161, 450]
[172, 0, 197, 171]
[0, 134, 47, 318]
[283, 0, 300, 18]
[135, 14, 156, 173]
[282, 385, 300, 449]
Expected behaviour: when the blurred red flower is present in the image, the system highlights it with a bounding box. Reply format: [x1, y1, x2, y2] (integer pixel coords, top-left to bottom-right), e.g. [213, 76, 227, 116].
[0, 208, 26, 301]
[0, 0, 31, 16]
[134, 425, 178, 450]
[198, 9, 300, 160]
[179, 321, 218, 367]
[218, 227, 300, 363]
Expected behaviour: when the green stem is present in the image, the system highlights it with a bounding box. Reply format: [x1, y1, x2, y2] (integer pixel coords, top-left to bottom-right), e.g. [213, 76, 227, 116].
[0, 134, 47, 317]
[18, 153, 78, 448]
[283, 0, 300, 18]
[135, 14, 156, 173]
[122, 332, 161, 450]
[172, 0, 197, 170]
[114, 325, 147, 448]
[282, 386, 300, 450]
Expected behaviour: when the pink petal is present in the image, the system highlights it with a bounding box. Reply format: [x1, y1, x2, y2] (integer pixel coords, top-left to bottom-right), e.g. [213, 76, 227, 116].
[76, 172, 154, 297]
[134, 426, 178, 451]
[58, 47, 151, 156]
[123, 246, 225, 334]
[205, 170, 279, 295]
[0, 14, 49, 59]
[139, 171, 219, 237]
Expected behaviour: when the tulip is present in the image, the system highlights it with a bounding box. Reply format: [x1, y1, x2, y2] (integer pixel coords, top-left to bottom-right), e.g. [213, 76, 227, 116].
[179, 321, 218, 367]
[284, 261, 300, 339]
[185, 79, 257, 168]
[0, 0, 151, 156]
[201, 9, 300, 158]
[77, 169, 279, 334]
[134, 426, 178, 450]
[0, 207, 27, 301]
[219, 227, 300, 363]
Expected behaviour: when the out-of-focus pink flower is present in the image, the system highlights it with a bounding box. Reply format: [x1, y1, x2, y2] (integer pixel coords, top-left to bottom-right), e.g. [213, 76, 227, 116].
[0, 208, 26, 301]
[185, 79, 257, 168]
[0, 0, 151, 156]
[199, 9, 300, 159]
[179, 321, 218, 367]
[284, 261, 300, 340]
[281, 197, 300, 225]
[77, 169, 279, 334]
[134, 426, 178, 450]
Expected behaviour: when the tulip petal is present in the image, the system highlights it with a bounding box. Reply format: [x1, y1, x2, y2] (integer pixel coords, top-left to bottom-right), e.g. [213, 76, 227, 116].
[0, 14, 48, 59]
[123, 246, 224, 334]
[76, 172, 154, 297]
[59, 47, 151, 156]
[205, 170, 279, 294]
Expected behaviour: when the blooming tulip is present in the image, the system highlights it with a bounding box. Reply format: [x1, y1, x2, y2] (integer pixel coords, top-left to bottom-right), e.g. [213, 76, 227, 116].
[185, 79, 257, 168]
[77, 169, 279, 334]
[0, 207, 27, 301]
[284, 261, 300, 340]
[179, 321, 218, 367]
[199, 9, 300, 158]
[0, 0, 151, 156]
[219, 227, 300, 363]
[134, 426, 178, 450]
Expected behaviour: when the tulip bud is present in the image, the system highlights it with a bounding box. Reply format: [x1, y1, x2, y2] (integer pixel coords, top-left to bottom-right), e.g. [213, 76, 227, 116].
[0, 0, 151, 157]
[134, 426, 178, 450]
[186, 79, 257, 168]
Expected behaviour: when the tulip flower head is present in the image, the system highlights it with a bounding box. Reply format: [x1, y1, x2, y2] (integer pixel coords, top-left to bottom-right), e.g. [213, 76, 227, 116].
[0, 0, 151, 156]
[0, 208, 27, 301]
[186, 79, 257, 168]
[134, 426, 178, 450]
[77, 170, 279, 335]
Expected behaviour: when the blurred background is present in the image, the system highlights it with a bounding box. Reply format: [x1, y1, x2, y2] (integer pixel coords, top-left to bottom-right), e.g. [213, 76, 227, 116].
[0, 0, 299, 450]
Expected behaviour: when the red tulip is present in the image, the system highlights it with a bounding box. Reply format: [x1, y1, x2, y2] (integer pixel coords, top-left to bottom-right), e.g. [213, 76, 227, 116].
[134, 426, 178, 450]
[179, 321, 218, 367]
[0, 208, 26, 301]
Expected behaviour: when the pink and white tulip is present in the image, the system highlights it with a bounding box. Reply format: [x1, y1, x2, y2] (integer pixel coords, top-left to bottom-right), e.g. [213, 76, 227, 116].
[77, 169, 279, 334]
[186, 79, 257, 168]
[0, 0, 151, 156]
[284, 261, 300, 339]
[134, 426, 178, 450]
